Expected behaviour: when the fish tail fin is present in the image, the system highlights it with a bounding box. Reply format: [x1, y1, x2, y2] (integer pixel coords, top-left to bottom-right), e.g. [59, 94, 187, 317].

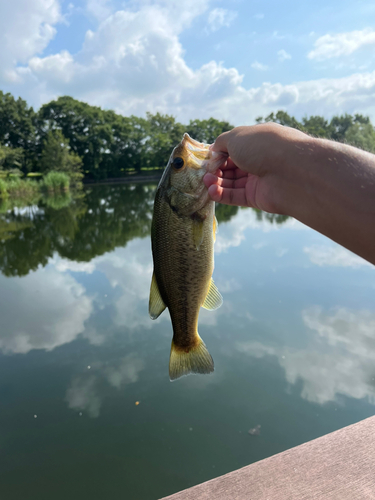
[169, 335, 214, 381]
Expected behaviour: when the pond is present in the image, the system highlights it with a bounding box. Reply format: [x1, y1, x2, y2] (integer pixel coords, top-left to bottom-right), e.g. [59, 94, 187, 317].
[0, 183, 374, 499]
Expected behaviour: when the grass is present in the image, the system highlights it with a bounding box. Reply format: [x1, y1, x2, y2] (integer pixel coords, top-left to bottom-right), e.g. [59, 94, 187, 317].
[41, 171, 70, 192]
[0, 171, 72, 204]
[6, 177, 39, 198]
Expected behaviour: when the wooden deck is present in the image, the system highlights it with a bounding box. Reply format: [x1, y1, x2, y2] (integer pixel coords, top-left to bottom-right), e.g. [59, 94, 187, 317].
[161, 416, 375, 500]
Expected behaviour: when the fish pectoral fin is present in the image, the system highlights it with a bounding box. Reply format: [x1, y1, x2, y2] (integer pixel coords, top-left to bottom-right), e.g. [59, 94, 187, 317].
[213, 215, 218, 242]
[202, 279, 223, 310]
[192, 219, 204, 250]
[149, 272, 166, 320]
[169, 335, 214, 381]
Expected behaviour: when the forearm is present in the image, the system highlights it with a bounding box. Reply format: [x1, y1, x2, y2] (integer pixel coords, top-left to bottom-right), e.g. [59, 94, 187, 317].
[281, 136, 375, 264]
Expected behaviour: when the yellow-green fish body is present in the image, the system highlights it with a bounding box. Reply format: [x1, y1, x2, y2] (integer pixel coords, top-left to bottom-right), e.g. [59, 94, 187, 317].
[149, 134, 223, 380]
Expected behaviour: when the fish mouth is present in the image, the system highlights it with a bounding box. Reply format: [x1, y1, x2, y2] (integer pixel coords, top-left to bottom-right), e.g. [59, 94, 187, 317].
[180, 133, 211, 172]
[182, 133, 227, 174]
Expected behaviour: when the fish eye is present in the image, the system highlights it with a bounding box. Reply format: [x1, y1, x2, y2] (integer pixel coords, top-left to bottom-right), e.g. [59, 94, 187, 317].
[172, 157, 184, 170]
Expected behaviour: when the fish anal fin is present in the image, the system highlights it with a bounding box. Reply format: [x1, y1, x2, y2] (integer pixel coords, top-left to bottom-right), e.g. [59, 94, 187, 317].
[169, 335, 214, 381]
[149, 272, 166, 320]
[202, 278, 223, 311]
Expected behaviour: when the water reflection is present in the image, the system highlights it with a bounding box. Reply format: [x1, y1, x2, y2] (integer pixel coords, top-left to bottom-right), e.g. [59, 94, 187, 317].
[236, 306, 375, 405]
[66, 354, 145, 418]
[0, 268, 93, 353]
[0, 183, 374, 500]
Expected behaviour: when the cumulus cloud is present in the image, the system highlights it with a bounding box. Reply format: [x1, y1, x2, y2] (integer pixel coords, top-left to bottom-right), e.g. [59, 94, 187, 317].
[0, 266, 94, 354]
[308, 28, 375, 61]
[207, 8, 237, 32]
[3, 1, 375, 125]
[304, 245, 373, 268]
[0, 0, 61, 81]
[86, 0, 113, 21]
[278, 49, 291, 62]
[236, 306, 375, 405]
[251, 61, 268, 71]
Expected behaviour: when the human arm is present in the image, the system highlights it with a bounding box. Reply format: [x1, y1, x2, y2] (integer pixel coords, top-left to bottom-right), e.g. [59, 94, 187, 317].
[204, 123, 375, 265]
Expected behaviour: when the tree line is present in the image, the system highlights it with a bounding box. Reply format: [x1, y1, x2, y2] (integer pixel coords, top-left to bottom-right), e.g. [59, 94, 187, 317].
[1, 90, 375, 180]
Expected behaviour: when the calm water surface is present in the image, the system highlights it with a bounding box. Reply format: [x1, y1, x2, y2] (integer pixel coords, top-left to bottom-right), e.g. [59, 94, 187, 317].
[0, 184, 374, 499]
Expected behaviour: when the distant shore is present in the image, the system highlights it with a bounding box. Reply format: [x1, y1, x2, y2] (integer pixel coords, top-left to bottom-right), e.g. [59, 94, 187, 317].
[83, 173, 162, 185]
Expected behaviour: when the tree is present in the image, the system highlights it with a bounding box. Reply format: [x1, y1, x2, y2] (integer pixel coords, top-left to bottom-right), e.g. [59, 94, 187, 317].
[0, 91, 36, 171]
[256, 111, 304, 131]
[186, 118, 233, 144]
[143, 113, 185, 170]
[39, 96, 112, 179]
[302, 115, 332, 138]
[345, 122, 375, 153]
[39, 129, 83, 184]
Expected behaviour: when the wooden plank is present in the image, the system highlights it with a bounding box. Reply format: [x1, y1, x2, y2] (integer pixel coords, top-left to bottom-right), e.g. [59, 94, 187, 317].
[161, 416, 375, 500]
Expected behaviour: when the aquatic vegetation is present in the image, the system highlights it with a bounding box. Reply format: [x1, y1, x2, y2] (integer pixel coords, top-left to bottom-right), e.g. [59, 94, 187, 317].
[41, 171, 70, 192]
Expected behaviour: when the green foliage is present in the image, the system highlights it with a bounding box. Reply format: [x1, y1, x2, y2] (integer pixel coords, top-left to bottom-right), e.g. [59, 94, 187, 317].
[0, 178, 8, 198]
[0, 145, 24, 170]
[345, 122, 375, 153]
[39, 129, 83, 186]
[215, 204, 239, 223]
[186, 118, 233, 144]
[3, 89, 375, 183]
[256, 111, 304, 131]
[0, 91, 36, 171]
[43, 192, 72, 210]
[42, 171, 70, 192]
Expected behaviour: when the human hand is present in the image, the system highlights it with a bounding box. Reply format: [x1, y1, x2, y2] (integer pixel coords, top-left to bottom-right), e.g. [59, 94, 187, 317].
[204, 123, 309, 214]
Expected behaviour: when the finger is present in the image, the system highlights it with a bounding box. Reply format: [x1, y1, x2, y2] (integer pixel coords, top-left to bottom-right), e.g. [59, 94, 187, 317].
[204, 172, 248, 190]
[210, 130, 232, 154]
[208, 184, 248, 207]
[221, 168, 248, 180]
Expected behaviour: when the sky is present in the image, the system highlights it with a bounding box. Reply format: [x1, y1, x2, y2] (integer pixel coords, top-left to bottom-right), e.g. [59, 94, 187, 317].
[1, 0, 375, 125]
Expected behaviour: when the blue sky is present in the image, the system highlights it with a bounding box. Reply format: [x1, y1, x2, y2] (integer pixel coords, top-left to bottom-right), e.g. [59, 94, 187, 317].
[1, 0, 375, 124]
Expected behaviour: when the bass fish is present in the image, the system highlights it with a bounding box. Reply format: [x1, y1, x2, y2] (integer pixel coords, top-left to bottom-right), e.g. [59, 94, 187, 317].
[149, 133, 223, 381]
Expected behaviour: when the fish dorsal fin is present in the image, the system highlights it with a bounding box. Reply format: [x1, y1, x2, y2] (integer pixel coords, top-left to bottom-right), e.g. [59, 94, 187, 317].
[202, 279, 223, 310]
[149, 272, 166, 319]
[192, 219, 204, 250]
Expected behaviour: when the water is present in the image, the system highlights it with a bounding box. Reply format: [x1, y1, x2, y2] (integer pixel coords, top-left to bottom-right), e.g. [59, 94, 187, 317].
[0, 183, 374, 499]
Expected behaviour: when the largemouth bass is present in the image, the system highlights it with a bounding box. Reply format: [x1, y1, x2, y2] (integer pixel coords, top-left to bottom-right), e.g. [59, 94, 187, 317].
[149, 133, 223, 381]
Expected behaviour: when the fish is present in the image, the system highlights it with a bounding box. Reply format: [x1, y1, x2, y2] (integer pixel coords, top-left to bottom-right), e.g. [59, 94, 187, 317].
[149, 133, 224, 381]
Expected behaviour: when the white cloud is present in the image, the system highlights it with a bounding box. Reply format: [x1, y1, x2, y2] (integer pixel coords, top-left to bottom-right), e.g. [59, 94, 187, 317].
[3, 2, 375, 125]
[236, 306, 375, 405]
[304, 245, 372, 268]
[0, 0, 61, 80]
[0, 266, 94, 354]
[278, 49, 291, 62]
[86, 0, 113, 21]
[251, 60, 268, 71]
[215, 209, 305, 254]
[308, 28, 375, 61]
[254, 13, 264, 20]
[207, 8, 237, 32]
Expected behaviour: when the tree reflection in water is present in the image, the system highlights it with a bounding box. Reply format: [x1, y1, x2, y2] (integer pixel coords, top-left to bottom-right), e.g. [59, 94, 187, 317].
[0, 183, 289, 277]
